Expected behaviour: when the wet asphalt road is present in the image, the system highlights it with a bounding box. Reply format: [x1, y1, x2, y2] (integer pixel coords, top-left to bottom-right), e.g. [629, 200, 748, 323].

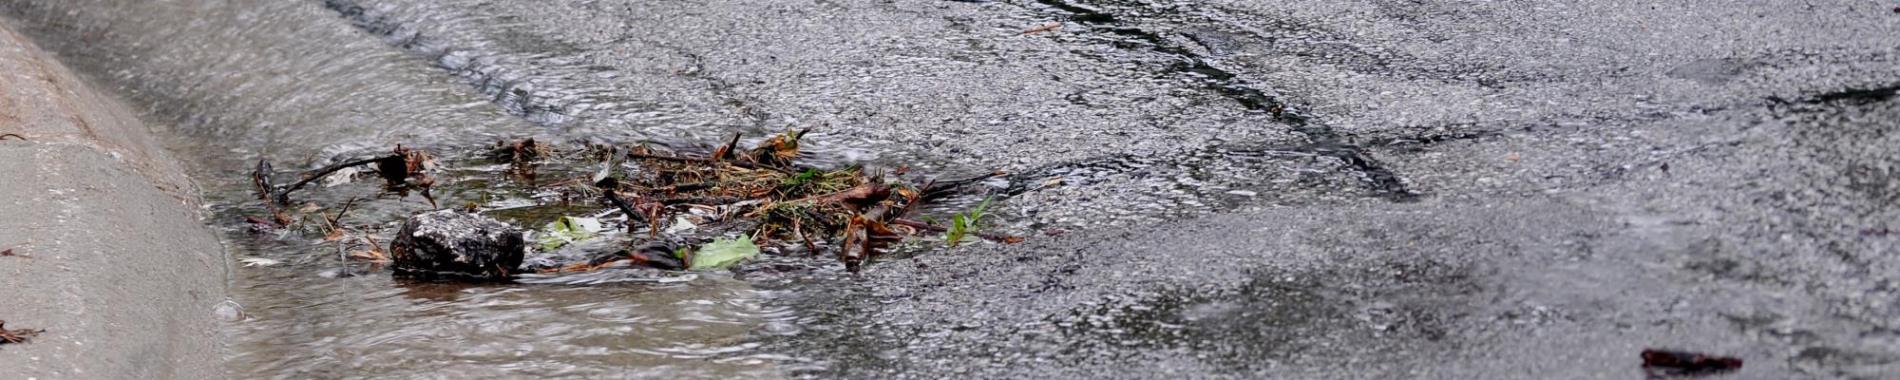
[8, 0, 1900, 378]
[320, 1, 1900, 378]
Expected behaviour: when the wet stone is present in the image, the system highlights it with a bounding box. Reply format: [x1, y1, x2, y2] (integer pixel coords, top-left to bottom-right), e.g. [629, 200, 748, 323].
[389, 210, 527, 280]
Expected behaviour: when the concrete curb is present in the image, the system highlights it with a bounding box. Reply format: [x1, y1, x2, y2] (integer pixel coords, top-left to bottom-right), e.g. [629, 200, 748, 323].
[0, 21, 226, 379]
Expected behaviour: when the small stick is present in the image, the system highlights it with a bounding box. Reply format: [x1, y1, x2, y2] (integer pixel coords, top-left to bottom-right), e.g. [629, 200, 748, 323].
[0, 320, 44, 344]
[1021, 22, 1062, 35]
[0, 133, 25, 141]
[712, 133, 742, 161]
[625, 152, 793, 173]
[659, 196, 750, 206]
[252, 160, 274, 201]
[269, 155, 398, 205]
[890, 218, 946, 232]
[922, 171, 1006, 200]
[326, 196, 359, 228]
[594, 177, 649, 227]
[601, 189, 648, 226]
[655, 182, 719, 193]
[891, 218, 1023, 243]
[793, 218, 820, 255]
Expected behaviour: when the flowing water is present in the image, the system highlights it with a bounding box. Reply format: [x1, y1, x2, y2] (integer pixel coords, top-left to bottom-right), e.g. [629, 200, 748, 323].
[0, 0, 809, 378]
[0, 0, 1428, 378]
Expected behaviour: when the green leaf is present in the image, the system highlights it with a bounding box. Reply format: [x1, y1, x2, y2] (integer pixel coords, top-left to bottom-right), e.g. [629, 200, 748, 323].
[947, 214, 970, 247]
[969, 196, 993, 224]
[945, 196, 995, 247]
[537, 216, 601, 251]
[690, 237, 759, 270]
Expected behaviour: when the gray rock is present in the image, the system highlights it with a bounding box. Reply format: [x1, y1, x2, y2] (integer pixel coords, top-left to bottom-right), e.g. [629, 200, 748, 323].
[389, 210, 527, 280]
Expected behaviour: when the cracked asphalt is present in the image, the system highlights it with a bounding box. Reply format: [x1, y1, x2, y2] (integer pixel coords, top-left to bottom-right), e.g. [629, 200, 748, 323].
[6, 0, 1900, 378]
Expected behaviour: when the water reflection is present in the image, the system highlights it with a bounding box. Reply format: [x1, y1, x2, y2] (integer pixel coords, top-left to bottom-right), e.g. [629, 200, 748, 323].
[225, 266, 791, 379]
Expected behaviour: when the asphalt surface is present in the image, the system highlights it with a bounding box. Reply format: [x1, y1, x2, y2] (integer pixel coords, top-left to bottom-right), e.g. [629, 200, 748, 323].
[5, 0, 1900, 378]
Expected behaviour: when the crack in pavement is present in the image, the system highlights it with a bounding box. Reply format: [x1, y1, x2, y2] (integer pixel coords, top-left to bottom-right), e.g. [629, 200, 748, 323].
[322, 0, 1422, 203]
[1022, 0, 1420, 201]
[1771, 83, 1900, 107]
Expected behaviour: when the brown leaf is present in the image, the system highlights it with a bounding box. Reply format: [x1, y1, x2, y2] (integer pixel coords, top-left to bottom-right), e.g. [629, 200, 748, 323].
[840, 213, 902, 272]
[711, 133, 742, 161]
[414, 174, 439, 208]
[500, 138, 546, 163]
[748, 129, 807, 167]
[819, 182, 892, 210]
[243, 215, 280, 229]
[1022, 22, 1062, 35]
[351, 235, 392, 263]
[347, 250, 385, 262]
[272, 210, 294, 227]
[0, 320, 44, 345]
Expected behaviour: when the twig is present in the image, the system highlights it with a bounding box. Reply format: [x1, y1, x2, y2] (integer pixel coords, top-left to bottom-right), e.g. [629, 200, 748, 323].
[655, 182, 719, 193]
[891, 218, 1023, 243]
[626, 152, 718, 165]
[252, 160, 274, 201]
[625, 152, 793, 173]
[659, 196, 750, 206]
[1021, 22, 1062, 35]
[713, 132, 742, 161]
[0, 320, 42, 344]
[793, 218, 819, 255]
[597, 183, 650, 227]
[268, 155, 398, 206]
[0, 133, 24, 141]
[890, 218, 946, 232]
[922, 171, 1006, 200]
[603, 190, 644, 222]
[326, 196, 359, 228]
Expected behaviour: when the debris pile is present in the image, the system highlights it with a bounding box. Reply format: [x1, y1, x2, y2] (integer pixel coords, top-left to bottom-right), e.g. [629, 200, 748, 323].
[246, 130, 1021, 280]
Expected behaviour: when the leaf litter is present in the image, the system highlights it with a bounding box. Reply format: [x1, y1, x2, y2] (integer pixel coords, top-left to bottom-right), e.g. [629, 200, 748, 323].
[242, 130, 1024, 281]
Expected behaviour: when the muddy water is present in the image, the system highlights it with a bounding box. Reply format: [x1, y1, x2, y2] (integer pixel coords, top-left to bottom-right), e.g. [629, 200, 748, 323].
[0, 0, 802, 378]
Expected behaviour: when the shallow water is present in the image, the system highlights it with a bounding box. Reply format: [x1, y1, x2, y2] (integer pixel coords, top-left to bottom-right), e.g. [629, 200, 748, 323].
[224, 264, 790, 379]
[192, 145, 833, 378]
[0, 0, 1424, 377]
[1, 0, 811, 378]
